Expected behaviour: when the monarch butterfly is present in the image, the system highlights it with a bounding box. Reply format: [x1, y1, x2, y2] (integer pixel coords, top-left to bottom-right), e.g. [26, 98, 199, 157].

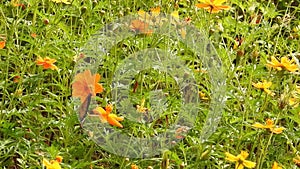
[78, 93, 92, 124]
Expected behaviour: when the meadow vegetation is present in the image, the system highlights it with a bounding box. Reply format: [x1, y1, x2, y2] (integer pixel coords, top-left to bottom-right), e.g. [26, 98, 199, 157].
[0, 0, 299, 168]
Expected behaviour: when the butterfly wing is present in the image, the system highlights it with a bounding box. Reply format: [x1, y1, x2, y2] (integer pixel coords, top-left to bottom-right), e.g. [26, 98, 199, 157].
[78, 93, 92, 124]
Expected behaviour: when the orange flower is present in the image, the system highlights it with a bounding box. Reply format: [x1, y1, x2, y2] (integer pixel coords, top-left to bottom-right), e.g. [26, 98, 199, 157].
[131, 164, 139, 169]
[175, 126, 190, 139]
[11, 0, 26, 9]
[272, 161, 282, 169]
[252, 119, 284, 134]
[93, 104, 124, 128]
[196, 0, 230, 13]
[130, 19, 153, 35]
[72, 70, 104, 103]
[294, 155, 300, 167]
[13, 75, 21, 83]
[13, 3, 26, 9]
[31, 33, 37, 38]
[42, 156, 63, 169]
[266, 56, 298, 72]
[0, 41, 5, 49]
[36, 56, 58, 70]
[225, 151, 256, 169]
[252, 80, 275, 96]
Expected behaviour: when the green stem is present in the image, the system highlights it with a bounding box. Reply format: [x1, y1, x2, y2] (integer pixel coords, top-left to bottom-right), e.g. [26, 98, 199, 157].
[257, 132, 273, 168]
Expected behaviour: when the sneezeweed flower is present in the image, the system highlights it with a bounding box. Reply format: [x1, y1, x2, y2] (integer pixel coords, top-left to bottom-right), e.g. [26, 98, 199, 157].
[195, 68, 208, 73]
[170, 11, 191, 26]
[51, 0, 71, 4]
[136, 98, 149, 113]
[252, 80, 275, 96]
[131, 164, 139, 169]
[252, 119, 284, 134]
[225, 151, 256, 169]
[294, 155, 300, 167]
[93, 104, 124, 128]
[11, 0, 26, 9]
[199, 91, 209, 100]
[289, 96, 299, 108]
[31, 33, 37, 38]
[138, 7, 162, 26]
[233, 37, 244, 49]
[36, 56, 58, 70]
[250, 14, 262, 25]
[72, 70, 104, 103]
[289, 86, 300, 108]
[73, 53, 85, 62]
[175, 126, 190, 139]
[266, 56, 298, 72]
[170, 10, 180, 25]
[13, 75, 21, 83]
[130, 19, 153, 35]
[0, 40, 5, 49]
[196, 0, 230, 13]
[13, 3, 26, 9]
[272, 161, 282, 169]
[179, 28, 187, 39]
[42, 156, 63, 169]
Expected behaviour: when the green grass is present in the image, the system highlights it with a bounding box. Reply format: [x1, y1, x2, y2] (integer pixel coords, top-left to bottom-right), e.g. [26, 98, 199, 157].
[1, 0, 300, 168]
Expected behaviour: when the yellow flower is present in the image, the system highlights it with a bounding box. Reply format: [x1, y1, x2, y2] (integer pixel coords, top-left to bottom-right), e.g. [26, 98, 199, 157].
[272, 161, 282, 169]
[42, 156, 63, 169]
[179, 28, 186, 39]
[225, 151, 256, 169]
[136, 98, 149, 113]
[138, 7, 163, 26]
[289, 86, 300, 108]
[196, 0, 230, 13]
[289, 97, 299, 107]
[36, 56, 58, 70]
[93, 104, 124, 128]
[266, 56, 298, 72]
[51, 0, 71, 4]
[199, 91, 209, 100]
[170, 11, 191, 27]
[252, 80, 275, 96]
[252, 119, 284, 134]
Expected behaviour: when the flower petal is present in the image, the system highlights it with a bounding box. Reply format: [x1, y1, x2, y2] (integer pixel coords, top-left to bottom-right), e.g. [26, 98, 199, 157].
[108, 114, 124, 128]
[270, 127, 284, 134]
[243, 160, 256, 168]
[214, 0, 228, 5]
[235, 163, 244, 169]
[225, 152, 239, 162]
[240, 151, 249, 159]
[252, 123, 268, 129]
[0, 41, 5, 49]
[195, 3, 211, 8]
[272, 161, 282, 169]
